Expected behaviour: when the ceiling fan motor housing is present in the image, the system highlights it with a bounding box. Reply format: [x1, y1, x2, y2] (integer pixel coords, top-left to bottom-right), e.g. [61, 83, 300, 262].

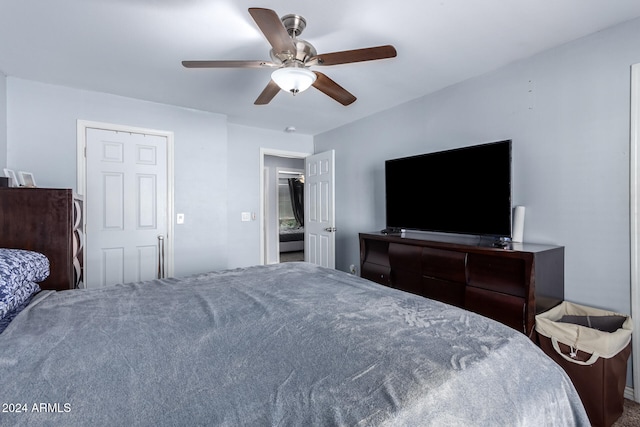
[266, 14, 316, 66]
[270, 39, 317, 66]
[281, 14, 306, 37]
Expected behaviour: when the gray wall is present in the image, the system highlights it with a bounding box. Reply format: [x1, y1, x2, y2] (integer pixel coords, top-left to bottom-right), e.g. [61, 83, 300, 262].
[227, 124, 313, 268]
[315, 17, 640, 317]
[6, 77, 228, 276]
[4, 78, 313, 276]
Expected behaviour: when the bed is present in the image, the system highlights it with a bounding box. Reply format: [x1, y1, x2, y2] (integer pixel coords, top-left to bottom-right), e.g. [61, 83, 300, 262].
[279, 225, 304, 252]
[0, 252, 588, 426]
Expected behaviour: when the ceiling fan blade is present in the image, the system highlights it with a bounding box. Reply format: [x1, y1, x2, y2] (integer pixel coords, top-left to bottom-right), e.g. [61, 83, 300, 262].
[312, 72, 356, 106]
[254, 80, 281, 105]
[182, 60, 276, 69]
[248, 8, 296, 55]
[310, 45, 397, 66]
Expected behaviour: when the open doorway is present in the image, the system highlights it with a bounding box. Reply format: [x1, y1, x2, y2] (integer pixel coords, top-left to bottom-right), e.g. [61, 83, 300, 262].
[277, 168, 304, 263]
[262, 152, 308, 264]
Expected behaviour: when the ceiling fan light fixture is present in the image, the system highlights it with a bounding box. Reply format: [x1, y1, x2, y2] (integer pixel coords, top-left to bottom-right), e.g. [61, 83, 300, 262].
[271, 67, 316, 94]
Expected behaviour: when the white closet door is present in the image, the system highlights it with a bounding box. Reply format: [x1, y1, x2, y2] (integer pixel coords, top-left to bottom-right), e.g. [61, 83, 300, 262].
[85, 128, 168, 287]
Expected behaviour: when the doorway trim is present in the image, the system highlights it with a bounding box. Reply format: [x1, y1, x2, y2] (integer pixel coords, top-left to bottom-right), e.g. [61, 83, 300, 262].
[76, 120, 176, 278]
[260, 148, 312, 265]
[630, 64, 640, 401]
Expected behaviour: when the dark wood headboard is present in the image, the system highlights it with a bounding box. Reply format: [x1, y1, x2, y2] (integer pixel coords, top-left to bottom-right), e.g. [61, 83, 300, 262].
[0, 188, 76, 290]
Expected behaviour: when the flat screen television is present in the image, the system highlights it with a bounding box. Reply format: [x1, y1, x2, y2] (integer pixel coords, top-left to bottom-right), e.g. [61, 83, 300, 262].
[385, 140, 512, 237]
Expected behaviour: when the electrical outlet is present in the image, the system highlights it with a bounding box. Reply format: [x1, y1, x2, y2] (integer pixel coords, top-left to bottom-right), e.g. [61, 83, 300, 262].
[241, 212, 251, 222]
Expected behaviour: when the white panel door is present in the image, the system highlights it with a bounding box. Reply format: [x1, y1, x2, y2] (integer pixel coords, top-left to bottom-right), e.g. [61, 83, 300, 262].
[304, 150, 335, 268]
[86, 128, 168, 287]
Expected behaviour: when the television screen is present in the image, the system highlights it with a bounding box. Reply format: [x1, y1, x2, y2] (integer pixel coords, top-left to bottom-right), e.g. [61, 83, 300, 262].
[385, 140, 512, 237]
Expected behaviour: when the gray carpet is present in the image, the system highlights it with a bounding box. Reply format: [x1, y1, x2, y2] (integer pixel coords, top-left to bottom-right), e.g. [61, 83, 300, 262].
[279, 251, 304, 262]
[613, 399, 640, 426]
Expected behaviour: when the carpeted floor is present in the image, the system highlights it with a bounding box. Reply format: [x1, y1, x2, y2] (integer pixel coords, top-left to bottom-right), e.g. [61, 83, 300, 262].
[613, 399, 640, 426]
[279, 251, 304, 262]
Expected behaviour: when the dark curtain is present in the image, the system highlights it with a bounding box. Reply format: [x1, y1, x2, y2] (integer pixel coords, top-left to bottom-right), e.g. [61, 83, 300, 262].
[288, 178, 304, 227]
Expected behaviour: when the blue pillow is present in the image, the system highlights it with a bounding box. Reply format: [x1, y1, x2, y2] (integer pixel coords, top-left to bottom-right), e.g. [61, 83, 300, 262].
[0, 249, 49, 321]
[0, 248, 50, 283]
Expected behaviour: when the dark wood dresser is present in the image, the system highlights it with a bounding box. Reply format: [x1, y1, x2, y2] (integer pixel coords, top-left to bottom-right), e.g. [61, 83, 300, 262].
[359, 232, 564, 336]
[0, 188, 81, 290]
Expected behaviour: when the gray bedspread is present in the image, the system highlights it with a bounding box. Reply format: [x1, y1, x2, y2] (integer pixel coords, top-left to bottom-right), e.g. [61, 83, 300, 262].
[0, 262, 588, 426]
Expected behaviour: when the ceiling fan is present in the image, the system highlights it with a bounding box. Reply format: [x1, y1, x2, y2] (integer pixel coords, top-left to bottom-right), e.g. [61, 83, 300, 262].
[182, 7, 397, 106]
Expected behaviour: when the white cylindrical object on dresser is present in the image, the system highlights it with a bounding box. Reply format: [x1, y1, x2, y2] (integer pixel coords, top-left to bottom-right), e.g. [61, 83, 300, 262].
[512, 205, 525, 243]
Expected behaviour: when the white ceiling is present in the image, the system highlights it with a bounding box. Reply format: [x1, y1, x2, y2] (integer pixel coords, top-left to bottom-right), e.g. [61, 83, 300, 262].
[2, 1, 640, 135]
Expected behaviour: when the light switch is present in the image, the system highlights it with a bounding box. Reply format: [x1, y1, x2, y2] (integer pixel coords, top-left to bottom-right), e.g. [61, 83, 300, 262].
[176, 213, 185, 224]
[241, 212, 251, 222]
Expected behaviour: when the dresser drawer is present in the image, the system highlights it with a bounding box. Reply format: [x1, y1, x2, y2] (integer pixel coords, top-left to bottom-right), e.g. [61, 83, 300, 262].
[465, 286, 526, 332]
[361, 262, 391, 286]
[359, 232, 564, 337]
[361, 239, 390, 267]
[467, 254, 526, 297]
[421, 276, 465, 308]
[392, 269, 422, 295]
[389, 243, 422, 271]
[421, 247, 467, 283]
